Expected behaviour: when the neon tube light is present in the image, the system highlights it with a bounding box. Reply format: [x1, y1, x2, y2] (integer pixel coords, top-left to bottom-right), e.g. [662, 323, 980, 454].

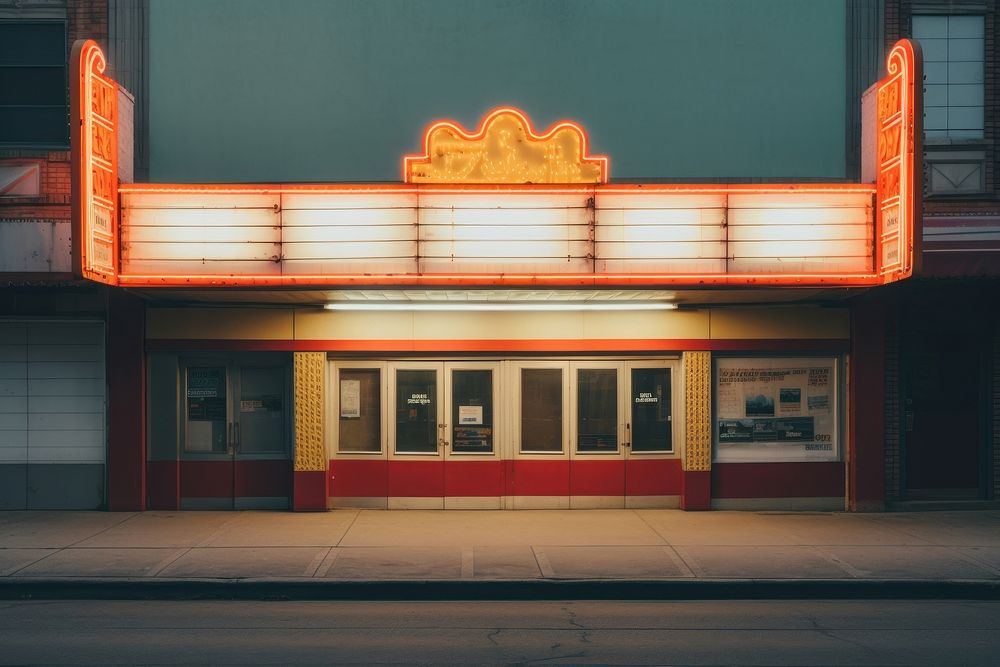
[323, 302, 678, 312]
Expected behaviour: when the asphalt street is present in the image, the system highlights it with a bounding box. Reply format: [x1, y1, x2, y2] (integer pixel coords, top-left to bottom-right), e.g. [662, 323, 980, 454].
[1, 599, 997, 665]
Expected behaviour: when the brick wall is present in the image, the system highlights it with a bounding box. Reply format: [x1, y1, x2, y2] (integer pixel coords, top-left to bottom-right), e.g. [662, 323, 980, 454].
[68, 0, 108, 49]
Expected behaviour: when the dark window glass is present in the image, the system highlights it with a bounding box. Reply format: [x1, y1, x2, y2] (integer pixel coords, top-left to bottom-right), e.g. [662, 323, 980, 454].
[237, 367, 285, 455]
[451, 369, 493, 453]
[520, 368, 562, 452]
[184, 366, 228, 453]
[0, 23, 66, 65]
[339, 369, 380, 453]
[0, 68, 66, 105]
[631, 368, 672, 452]
[577, 369, 618, 452]
[0, 108, 68, 143]
[395, 370, 437, 453]
[0, 22, 68, 145]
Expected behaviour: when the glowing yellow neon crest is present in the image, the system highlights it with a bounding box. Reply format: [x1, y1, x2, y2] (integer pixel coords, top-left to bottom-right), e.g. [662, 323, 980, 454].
[404, 107, 608, 184]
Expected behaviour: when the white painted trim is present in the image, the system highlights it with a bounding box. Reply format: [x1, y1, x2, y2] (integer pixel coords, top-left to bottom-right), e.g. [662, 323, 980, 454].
[508, 495, 571, 510]
[625, 495, 681, 509]
[387, 496, 445, 510]
[569, 495, 625, 509]
[444, 496, 503, 510]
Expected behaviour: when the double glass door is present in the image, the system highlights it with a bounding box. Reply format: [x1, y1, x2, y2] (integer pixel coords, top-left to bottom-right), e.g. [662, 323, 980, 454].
[388, 362, 502, 506]
[514, 360, 676, 506]
[331, 358, 677, 508]
[182, 359, 291, 509]
[572, 361, 675, 457]
[392, 363, 498, 457]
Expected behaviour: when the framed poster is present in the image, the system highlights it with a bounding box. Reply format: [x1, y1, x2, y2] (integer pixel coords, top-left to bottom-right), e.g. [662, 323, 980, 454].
[714, 357, 839, 463]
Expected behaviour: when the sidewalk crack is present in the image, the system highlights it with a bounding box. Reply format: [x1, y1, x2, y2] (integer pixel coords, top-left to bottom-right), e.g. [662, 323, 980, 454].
[671, 545, 707, 578]
[335, 509, 363, 548]
[146, 547, 193, 577]
[531, 546, 556, 578]
[314, 547, 341, 578]
[661, 546, 697, 578]
[3, 549, 60, 577]
[303, 547, 333, 577]
[64, 512, 139, 548]
[810, 545, 868, 578]
[633, 509, 672, 545]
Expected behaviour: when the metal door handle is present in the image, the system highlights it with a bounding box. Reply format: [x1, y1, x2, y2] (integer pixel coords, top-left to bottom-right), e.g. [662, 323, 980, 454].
[227, 422, 236, 455]
[234, 421, 241, 452]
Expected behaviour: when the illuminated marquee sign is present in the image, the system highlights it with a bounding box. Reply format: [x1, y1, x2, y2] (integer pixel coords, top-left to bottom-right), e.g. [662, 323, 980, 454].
[70, 39, 119, 285]
[71, 70, 921, 289]
[404, 107, 608, 184]
[875, 39, 922, 283]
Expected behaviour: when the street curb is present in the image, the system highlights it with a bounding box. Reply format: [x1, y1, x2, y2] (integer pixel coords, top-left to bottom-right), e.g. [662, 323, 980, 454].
[2, 578, 999, 601]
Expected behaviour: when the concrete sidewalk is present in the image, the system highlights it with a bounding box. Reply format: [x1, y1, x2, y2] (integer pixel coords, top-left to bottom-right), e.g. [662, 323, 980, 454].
[1, 509, 999, 599]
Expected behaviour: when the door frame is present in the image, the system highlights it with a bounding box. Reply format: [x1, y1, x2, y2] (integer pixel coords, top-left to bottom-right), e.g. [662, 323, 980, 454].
[623, 359, 682, 507]
[178, 355, 292, 510]
[326, 355, 683, 509]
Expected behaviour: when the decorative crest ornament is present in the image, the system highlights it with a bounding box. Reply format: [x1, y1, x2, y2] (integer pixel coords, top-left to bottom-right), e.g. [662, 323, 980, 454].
[404, 107, 608, 184]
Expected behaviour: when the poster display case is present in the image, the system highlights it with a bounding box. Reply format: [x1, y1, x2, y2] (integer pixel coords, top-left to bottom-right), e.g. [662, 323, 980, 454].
[714, 357, 839, 463]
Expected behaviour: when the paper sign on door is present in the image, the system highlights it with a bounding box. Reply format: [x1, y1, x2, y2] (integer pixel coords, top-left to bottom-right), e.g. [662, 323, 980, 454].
[458, 405, 483, 425]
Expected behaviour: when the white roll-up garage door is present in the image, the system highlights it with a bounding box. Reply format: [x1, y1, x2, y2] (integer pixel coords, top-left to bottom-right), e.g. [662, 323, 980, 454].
[0, 321, 106, 509]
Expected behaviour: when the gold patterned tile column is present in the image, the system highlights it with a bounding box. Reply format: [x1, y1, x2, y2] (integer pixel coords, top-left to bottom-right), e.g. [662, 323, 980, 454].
[293, 352, 326, 472]
[683, 351, 712, 472]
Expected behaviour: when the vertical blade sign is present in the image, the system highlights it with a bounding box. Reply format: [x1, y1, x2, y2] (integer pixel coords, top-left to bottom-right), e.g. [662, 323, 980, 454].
[70, 40, 119, 284]
[876, 39, 923, 283]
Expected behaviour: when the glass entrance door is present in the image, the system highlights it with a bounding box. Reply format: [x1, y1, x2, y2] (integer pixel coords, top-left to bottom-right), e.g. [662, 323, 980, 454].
[570, 362, 625, 507]
[387, 362, 501, 508]
[569, 361, 678, 507]
[388, 362, 442, 507]
[234, 366, 290, 508]
[444, 362, 501, 508]
[624, 361, 677, 505]
[181, 358, 291, 509]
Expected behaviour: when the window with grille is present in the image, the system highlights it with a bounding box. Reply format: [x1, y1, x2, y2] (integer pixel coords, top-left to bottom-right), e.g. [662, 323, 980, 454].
[913, 14, 985, 142]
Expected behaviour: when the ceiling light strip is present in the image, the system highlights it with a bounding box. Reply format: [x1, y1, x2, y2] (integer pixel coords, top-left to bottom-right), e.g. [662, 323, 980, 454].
[323, 302, 678, 312]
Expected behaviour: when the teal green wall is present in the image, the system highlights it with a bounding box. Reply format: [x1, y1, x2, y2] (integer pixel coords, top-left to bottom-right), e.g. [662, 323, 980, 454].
[148, 0, 847, 182]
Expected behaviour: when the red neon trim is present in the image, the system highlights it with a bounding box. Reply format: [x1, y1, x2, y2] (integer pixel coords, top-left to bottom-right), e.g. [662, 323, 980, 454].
[145, 338, 851, 353]
[118, 182, 874, 195]
[402, 106, 609, 183]
[118, 272, 879, 288]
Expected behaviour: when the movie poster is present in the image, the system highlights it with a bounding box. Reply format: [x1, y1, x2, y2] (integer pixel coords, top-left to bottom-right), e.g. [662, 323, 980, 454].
[715, 358, 838, 462]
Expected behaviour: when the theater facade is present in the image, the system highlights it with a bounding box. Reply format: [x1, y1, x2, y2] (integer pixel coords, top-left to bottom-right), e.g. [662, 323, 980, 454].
[59, 39, 922, 512]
